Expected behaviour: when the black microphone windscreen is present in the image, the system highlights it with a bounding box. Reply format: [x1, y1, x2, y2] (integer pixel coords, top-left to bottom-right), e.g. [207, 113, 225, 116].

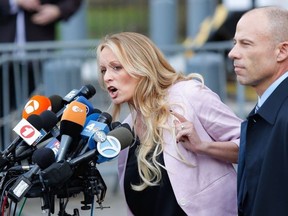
[93, 108, 102, 114]
[97, 112, 112, 125]
[40, 110, 58, 131]
[32, 148, 55, 170]
[81, 84, 96, 99]
[110, 121, 121, 130]
[26, 114, 43, 130]
[49, 95, 64, 113]
[108, 127, 134, 150]
[121, 123, 132, 131]
[60, 120, 83, 139]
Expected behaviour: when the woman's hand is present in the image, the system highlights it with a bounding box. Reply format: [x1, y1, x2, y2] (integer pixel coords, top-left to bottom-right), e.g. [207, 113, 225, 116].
[171, 110, 205, 154]
[171, 110, 239, 163]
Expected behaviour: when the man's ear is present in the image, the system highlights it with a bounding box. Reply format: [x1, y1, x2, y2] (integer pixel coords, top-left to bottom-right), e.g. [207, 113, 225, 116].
[276, 41, 288, 62]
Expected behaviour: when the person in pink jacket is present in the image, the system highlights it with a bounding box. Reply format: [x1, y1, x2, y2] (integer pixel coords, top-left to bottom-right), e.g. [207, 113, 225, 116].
[96, 32, 242, 216]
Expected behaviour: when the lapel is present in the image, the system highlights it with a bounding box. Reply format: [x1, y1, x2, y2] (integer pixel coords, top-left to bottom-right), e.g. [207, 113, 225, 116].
[254, 77, 288, 124]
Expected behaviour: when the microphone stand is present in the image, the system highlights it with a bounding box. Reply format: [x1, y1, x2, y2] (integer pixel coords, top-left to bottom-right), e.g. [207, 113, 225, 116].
[90, 161, 107, 208]
[80, 160, 108, 215]
[39, 174, 55, 215]
[58, 197, 80, 216]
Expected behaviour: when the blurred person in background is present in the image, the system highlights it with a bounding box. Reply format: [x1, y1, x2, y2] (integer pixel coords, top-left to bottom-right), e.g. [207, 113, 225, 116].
[0, 0, 82, 43]
[229, 6, 288, 216]
[0, 0, 82, 148]
[96, 32, 242, 216]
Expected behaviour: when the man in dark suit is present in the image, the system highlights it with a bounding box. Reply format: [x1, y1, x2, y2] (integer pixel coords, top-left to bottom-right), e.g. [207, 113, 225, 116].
[0, 0, 82, 42]
[0, 0, 82, 148]
[228, 6, 288, 216]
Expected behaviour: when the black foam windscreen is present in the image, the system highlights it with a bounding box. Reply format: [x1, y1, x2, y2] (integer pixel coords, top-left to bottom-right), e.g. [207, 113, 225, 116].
[60, 121, 83, 139]
[110, 121, 121, 130]
[97, 112, 112, 125]
[26, 114, 43, 130]
[40, 110, 58, 132]
[32, 148, 55, 170]
[49, 95, 64, 113]
[93, 108, 102, 114]
[121, 123, 132, 131]
[81, 84, 96, 99]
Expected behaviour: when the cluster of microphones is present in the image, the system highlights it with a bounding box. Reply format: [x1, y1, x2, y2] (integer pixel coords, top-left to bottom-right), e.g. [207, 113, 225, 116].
[0, 84, 135, 215]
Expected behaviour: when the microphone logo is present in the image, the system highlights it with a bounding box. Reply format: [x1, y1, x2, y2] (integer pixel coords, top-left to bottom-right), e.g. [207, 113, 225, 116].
[72, 105, 85, 113]
[13, 119, 41, 145]
[96, 136, 121, 159]
[63, 89, 77, 101]
[20, 125, 35, 138]
[93, 130, 106, 143]
[45, 138, 60, 156]
[24, 100, 40, 114]
[22, 95, 52, 119]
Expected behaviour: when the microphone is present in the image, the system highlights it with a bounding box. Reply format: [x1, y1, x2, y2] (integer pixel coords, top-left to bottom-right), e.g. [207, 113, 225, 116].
[62, 84, 96, 104]
[8, 165, 35, 172]
[45, 137, 60, 156]
[87, 112, 112, 139]
[55, 84, 96, 119]
[106, 125, 134, 151]
[41, 107, 99, 187]
[81, 112, 111, 137]
[39, 110, 60, 139]
[13, 95, 60, 159]
[69, 125, 134, 166]
[22, 95, 51, 119]
[56, 101, 87, 162]
[110, 121, 122, 130]
[95, 125, 134, 163]
[48, 94, 64, 114]
[78, 112, 112, 156]
[0, 114, 43, 165]
[7, 148, 56, 202]
[69, 108, 103, 159]
[76, 96, 94, 116]
[40, 125, 134, 189]
[92, 108, 102, 115]
[96, 112, 112, 125]
[14, 110, 60, 160]
[83, 108, 102, 128]
[86, 112, 112, 150]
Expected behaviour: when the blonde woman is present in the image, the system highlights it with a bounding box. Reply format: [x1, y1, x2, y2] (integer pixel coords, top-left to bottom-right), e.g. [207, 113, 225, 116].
[96, 32, 242, 216]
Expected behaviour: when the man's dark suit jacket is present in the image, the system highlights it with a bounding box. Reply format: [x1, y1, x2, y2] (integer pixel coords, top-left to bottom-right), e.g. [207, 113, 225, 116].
[238, 77, 288, 216]
[0, 0, 82, 43]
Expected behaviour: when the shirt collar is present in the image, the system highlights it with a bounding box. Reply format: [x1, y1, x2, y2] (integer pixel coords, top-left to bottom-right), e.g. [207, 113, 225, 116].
[258, 72, 288, 107]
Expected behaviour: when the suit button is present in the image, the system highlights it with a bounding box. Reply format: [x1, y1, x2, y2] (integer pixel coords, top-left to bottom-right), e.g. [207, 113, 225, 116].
[179, 198, 187, 206]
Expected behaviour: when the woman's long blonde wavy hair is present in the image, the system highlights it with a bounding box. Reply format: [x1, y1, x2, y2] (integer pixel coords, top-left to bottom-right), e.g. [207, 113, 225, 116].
[96, 32, 202, 191]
